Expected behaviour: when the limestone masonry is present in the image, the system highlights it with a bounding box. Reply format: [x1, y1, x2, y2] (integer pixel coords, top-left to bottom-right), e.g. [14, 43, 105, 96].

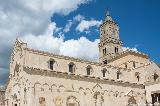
[0, 86, 5, 106]
[4, 12, 160, 106]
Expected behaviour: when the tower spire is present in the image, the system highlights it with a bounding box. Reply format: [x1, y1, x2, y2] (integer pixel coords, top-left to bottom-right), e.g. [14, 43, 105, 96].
[106, 10, 110, 16]
[105, 10, 113, 22]
[99, 12, 123, 64]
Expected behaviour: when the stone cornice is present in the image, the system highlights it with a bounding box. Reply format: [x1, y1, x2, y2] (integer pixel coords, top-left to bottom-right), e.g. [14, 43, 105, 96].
[108, 50, 149, 63]
[24, 48, 128, 71]
[23, 66, 145, 89]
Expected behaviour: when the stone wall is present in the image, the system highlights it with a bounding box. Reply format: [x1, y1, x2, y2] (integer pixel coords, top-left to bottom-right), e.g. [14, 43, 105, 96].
[5, 39, 160, 106]
[22, 48, 148, 84]
[7, 66, 146, 106]
[0, 87, 5, 106]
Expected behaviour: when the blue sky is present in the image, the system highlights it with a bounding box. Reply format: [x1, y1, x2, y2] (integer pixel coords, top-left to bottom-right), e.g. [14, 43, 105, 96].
[0, 0, 160, 85]
[52, 0, 160, 63]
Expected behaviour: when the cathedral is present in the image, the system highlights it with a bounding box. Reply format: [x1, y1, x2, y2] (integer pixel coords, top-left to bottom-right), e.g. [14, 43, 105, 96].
[5, 12, 160, 106]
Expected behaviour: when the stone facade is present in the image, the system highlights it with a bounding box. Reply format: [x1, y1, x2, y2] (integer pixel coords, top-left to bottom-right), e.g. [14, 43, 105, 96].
[0, 87, 5, 106]
[99, 12, 123, 63]
[5, 12, 160, 106]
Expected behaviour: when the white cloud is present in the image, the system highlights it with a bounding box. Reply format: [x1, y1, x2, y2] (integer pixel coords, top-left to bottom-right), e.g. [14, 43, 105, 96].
[60, 37, 99, 61]
[76, 19, 102, 32]
[63, 14, 85, 33]
[122, 47, 138, 52]
[22, 23, 99, 62]
[0, 0, 92, 85]
[64, 20, 73, 33]
[62, 14, 102, 34]
[73, 14, 85, 22]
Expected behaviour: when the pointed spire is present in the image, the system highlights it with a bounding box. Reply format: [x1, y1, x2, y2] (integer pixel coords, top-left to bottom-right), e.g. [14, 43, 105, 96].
[105, 10, 113, 22]
[106, 10, 110, 17]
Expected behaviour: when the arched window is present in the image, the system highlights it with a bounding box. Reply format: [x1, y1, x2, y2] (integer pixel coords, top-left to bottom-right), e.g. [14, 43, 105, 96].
[125, 63, 127, 68]
[153, 73, 159, 81]
[49, 59, 55, 70]
[69, 62, 75, 73]
[103, 48, 107, 56]
[117, 71, 121, 79]
[102, 68, 107, 77]
[86, 65, 92, 75]
[133, 62, 136, 68]
[135, 72, 140, 82]
[115, 47, 118, 53]
[137, 75, 140, 82]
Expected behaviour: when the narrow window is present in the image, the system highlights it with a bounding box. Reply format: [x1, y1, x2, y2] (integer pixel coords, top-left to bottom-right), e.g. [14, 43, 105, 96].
[137, 75, 140, 82]
[69, 65, 73, 73]
[102, 70, 106, 77]
[87, 67, 91, 75]
[103, 48, 107, 56]
[69, 62, 75, 73]
[50, 60, 54, 70]
[133, 62, 136, 68]
[135, 72, 140, 82]
[86, 65, 92, 75]
[115, 47, 118, 53]
[103, 49, 105, 55]
[117, 73, 120, 79]
[117, 72, 121, 79]
[125, 63, 127, 68]
[24, 87, 27, 104]
[49, 59, 55, 70]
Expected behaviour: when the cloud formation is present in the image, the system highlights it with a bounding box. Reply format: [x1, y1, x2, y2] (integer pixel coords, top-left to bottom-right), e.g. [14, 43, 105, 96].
[76, 19, 102, 32]
[22, 23, 99, 62]
[0, 0, 92, 85]
[64, 20, 73, 33]
[62, 14, 102, 34]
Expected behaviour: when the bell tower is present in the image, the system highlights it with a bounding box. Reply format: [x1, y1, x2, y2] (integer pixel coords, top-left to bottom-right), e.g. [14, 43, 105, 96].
[99, 11, 123, 64]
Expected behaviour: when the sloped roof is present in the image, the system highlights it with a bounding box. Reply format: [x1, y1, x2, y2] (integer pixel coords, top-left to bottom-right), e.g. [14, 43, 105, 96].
[108, 49, 149, 63]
